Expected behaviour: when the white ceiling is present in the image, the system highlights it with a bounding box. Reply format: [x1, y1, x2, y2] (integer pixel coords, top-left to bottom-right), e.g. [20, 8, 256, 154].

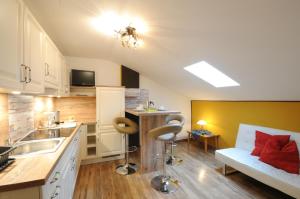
[25, 0, 300, 100]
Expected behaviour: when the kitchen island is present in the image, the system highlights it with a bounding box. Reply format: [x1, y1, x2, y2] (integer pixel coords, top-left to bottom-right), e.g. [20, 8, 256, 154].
[125, 109, 180, 173]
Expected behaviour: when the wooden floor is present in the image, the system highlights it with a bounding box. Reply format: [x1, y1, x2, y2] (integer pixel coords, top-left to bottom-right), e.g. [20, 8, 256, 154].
[73, 141, 294, 199]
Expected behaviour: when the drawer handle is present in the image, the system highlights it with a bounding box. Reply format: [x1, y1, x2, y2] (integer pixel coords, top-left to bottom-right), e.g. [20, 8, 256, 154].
[50, 186, 61, 199]
[50, 172, 60, 184]
[71, 164, 76, 171]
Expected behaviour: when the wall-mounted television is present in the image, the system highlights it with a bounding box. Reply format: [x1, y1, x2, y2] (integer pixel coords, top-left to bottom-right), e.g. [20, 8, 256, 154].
[71, 69, 95, 87]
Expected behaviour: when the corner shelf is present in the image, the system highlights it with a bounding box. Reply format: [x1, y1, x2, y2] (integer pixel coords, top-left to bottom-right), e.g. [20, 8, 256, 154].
[87, 147, 97, 156]
[84, 123, 98, 158]
[87, 143, 96, 148]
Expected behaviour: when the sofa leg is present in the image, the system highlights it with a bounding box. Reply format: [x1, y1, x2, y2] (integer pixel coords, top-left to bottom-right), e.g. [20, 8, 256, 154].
[222, 164, 237, 176]
[222, 164, 227, 176]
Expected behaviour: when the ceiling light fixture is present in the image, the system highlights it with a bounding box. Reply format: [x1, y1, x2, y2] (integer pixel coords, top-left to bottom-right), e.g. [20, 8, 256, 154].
[91, 12, 146, 48]
[11, 91, 21, 95]
[184, 61, 240, 88]
[116, 26, 141, 48]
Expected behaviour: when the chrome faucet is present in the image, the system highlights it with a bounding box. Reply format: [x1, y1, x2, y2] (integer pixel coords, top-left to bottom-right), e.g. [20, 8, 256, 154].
[5, 137, 13, 146]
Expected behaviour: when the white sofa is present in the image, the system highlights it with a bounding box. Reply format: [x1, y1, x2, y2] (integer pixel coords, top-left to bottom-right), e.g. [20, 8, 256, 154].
[215, 123, 300, 198]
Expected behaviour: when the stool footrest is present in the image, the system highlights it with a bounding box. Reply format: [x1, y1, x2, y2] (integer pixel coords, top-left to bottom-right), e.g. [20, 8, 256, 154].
[127, 146, 138, 153]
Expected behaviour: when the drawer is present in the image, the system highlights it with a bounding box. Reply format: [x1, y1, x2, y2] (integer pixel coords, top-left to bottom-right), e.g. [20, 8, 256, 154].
[47, 185, 61, 199]
[42, 129, 81, 198]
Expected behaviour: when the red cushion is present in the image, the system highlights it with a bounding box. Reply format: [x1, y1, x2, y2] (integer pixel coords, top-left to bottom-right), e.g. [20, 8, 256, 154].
[251, 131, 272, 156]
[251, 131, 290, 156]
[260, 140, 299, 174]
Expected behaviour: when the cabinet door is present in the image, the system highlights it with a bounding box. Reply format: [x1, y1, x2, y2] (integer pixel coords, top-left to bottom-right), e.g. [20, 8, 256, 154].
[96, 87, 125, 129]
[59, 55, 69, 96]
[23, 7, 44, 93]
[96, 87, 125, 157]
[44, 36, 59, 88]
[99, 129, 125, 157]
[0, 0, 23, 91]
[80, 125, 87, 160]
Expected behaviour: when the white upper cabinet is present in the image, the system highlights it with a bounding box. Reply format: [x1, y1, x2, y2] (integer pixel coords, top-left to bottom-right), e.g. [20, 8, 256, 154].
[23, 6, 44, 93]
[0, 0, 23, 91]
[59, 55, 70, 96]
[44, 36, 59, 88]
[0, 0, 64, 94]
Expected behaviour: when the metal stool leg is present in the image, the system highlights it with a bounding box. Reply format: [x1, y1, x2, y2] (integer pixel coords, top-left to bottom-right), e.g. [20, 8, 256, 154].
[166, 140, 183, 166]
[151, 142, 178, 193]
[116, 134, 137, 175]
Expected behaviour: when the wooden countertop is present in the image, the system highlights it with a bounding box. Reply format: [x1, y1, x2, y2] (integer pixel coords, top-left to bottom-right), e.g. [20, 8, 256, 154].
[0, 121, 95, 192]
[125, 109, 180, 116]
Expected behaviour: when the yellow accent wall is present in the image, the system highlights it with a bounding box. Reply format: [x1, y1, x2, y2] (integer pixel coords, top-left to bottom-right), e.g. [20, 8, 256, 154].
[191, 101, 300, 148]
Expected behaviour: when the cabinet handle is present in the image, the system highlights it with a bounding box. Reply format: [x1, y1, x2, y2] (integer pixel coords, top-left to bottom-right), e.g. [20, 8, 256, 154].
[20, 64, 27, 83]
[45, 63, 48, 76]
[50, 186, 61, 199]
[27, 66, 32, 83]
[50, 172, 60, 184]
[45, 63, 50, 75]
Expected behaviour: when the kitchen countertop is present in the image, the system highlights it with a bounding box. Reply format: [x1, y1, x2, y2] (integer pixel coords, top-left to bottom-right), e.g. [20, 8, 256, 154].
[125, 109, 181, 116]
[0, 120, 95, 192]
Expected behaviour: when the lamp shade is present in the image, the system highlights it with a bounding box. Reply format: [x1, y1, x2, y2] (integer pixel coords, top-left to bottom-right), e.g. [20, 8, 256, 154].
[197, 120, 207, 126]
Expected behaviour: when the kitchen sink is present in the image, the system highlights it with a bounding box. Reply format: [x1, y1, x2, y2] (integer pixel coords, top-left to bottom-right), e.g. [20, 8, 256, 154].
[11, 138, 65, 157]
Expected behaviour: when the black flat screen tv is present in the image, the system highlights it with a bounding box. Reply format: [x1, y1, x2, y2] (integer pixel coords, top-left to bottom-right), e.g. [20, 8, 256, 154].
[71, 69, 95, 87]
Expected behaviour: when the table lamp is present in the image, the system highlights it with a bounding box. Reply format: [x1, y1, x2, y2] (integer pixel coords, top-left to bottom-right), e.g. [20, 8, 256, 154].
[197, 120, 207, 129]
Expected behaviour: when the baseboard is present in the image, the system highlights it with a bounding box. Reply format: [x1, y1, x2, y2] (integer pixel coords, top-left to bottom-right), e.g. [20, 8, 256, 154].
[81, 154, 125, 165]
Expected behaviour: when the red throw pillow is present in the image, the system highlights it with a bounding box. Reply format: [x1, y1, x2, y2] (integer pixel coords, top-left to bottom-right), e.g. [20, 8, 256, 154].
[251, 131, 290, 156]
[251, 131, 272, 156]
[260, 140, 299, 174]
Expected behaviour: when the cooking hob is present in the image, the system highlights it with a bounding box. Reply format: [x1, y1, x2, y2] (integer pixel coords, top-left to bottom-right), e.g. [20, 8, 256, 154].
[21, 127, 76, 141]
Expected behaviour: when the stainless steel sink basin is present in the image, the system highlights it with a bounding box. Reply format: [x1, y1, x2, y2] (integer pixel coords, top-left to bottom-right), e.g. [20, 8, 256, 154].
[11, 138, 65, 157]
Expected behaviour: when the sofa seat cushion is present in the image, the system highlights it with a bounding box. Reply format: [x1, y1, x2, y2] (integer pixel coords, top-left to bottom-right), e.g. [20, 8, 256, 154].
[215, 148, 300, 198]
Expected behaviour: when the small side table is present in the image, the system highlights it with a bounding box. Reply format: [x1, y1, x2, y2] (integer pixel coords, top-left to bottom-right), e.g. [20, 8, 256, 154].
[187, 131, 220, 153]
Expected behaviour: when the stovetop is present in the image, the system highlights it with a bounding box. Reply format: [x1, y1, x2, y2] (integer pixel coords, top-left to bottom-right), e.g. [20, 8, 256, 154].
[21, 127, 76, 141]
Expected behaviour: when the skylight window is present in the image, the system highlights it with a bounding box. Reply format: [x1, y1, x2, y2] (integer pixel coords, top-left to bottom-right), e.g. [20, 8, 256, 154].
[184, 61, 240, 88]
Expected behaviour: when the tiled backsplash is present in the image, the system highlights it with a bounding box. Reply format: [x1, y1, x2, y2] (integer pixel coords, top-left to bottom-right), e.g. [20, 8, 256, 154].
[1, 95, 55, 142]
[0, 94, 8, 145]
[0, 91, 147, 144]
[125, 89, 149, 109]
[8, 95, 35, 141]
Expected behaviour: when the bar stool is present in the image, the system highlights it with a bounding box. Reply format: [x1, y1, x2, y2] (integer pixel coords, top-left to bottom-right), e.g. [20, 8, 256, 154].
[113, 117, 138, 175]
[165, 115, 185, 165]
[149, 123, 183, 193]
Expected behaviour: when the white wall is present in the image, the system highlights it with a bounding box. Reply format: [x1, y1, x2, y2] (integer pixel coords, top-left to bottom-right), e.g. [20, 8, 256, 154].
[140, 75, 191, 139]
[65, 56, 121, 86]
[65, 56, 191, 139]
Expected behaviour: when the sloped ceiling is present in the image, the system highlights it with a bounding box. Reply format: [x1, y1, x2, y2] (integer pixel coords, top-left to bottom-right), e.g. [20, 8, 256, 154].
[25, 0, 300, 100]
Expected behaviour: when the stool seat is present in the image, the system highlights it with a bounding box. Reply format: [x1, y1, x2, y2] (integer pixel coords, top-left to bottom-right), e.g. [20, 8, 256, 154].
[158, 133, 175, 141]
[113, 117, 138, 135]
[149, 124, 182, 141]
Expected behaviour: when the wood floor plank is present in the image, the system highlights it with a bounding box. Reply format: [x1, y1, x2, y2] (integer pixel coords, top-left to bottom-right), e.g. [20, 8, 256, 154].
[73, 141, 294, 199]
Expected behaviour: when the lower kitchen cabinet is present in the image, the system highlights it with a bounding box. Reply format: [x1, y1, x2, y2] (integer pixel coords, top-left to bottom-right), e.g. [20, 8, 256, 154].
[41, 127, 81, 199]
[0, 126, 82, 199]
